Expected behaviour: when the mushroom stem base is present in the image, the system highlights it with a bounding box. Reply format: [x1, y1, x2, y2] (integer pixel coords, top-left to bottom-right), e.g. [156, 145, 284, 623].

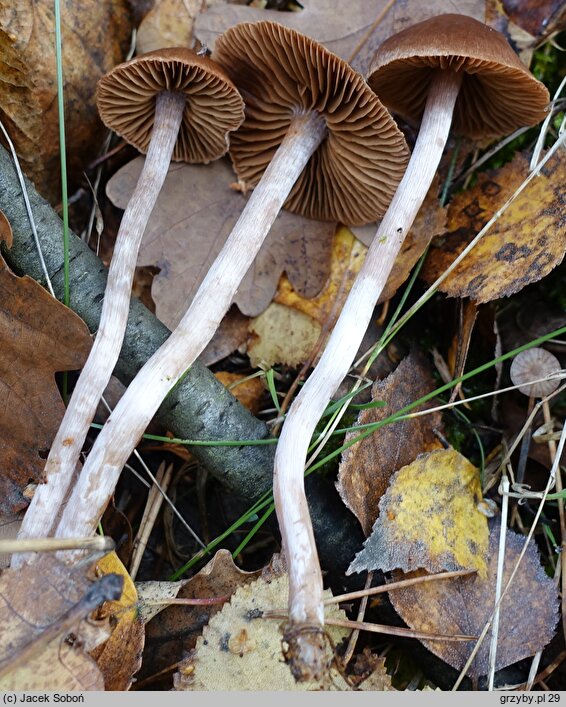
[13, 91, 186, 567]
[273, 68, 463, 676]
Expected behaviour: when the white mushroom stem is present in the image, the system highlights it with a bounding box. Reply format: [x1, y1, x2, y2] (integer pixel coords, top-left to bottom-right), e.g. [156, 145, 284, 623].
[273, 69, 463, 661]
[52, 110, 327, 546]
[13, 92, 187, 566]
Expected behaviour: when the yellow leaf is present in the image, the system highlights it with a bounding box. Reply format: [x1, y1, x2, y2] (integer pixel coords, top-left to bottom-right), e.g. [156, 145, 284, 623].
[348, 449, 489, 578]
[275, 225, 366, 325]
[421, 150, 566, 302]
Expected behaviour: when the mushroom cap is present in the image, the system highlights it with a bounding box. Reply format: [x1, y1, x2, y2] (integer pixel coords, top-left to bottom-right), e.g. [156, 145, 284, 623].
[368, 14, 550, 139]
[96, 47, 245, 163]
[510, 348, 561, 398]
[213, 21, 410, 225]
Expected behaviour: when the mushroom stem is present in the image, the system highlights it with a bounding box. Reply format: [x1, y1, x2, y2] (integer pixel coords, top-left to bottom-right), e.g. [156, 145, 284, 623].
[13, 91, 187, 564]
[51, 111, 327, 546]
[273, 69, 463, 676]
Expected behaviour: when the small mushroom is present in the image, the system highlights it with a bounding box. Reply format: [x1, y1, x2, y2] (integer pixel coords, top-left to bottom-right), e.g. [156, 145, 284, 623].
[509, 347, 562, 485]
[48, 22, 409, 678]
[274, 12, 550, 676]
[14, 49, 244, 561]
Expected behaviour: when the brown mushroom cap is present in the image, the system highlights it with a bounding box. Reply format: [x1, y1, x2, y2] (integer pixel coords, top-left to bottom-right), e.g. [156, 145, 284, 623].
[213, 22, 410, 225]
[96, 48, 244, 163]
[368, 14, 550, 139]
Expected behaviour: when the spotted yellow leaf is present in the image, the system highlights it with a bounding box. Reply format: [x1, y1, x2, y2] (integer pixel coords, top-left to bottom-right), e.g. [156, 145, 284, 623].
[348, 449, 489, 578]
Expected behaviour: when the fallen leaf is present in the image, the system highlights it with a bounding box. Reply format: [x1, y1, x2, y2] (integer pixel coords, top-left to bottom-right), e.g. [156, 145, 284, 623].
[136, 0, 203, 54]
[421, 151, 566, 303]
[247, 302, 321, 369]
[195, 0, 485, 74]
[348, 449, 490, 578]
[351, 179, 447, 305]
[337, 352, 444, 536]
[201, 306, 249, 366]
[0, 249, 92, 515]
[275, 225, 366, 326]
[0, 0, 132, 202]
[502, 0, 566, 38]
[0, 557, 118, 690]
[0, 209, 12, 247]
[90, 552, 144, 691]
[106, 157, 334, 326]
[176, 572, 353, 691]
[389, 520, 559, 678]
[137, 549, 260, 687]
[214, 372, 265, 414]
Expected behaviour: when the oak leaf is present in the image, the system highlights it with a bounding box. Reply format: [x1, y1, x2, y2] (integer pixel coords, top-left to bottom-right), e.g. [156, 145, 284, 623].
[106, 157, 334, 326]
[195, 0, 485, 74]
[0, 242, 92, 515]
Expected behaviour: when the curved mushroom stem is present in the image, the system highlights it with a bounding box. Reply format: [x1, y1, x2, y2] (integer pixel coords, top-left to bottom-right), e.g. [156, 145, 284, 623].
[273, 69, 463, 679]
[49, 111, 327, 544]
[13, 91, 187, 567]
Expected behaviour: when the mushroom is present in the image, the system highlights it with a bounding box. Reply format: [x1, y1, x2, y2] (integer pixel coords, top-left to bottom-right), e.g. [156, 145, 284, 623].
[273, 12, 550, 677]
[510, 347, 562, 484]
[14, 48, 245, 556]
[46, 20, 409, 675]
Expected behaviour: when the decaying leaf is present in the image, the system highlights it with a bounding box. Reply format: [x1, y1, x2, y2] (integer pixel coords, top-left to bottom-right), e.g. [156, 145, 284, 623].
[195, 0, 484, 74]
[0, 249, 92, 515]
[421, 151, 566, 303]
[201, 306, 249, 366]
[90, 552, 144, 691]
[351, 179, 447, 305]
[502, 0, 566, 39]
[348, 449, 489, 578]
[137, 550, 260, 687]
[176, 573, 354, 691]
[337, 352, 444, 536]
[106, 157, 334, 327]
[0, 0, 132, 202]
[0, 557, 118, 690]
[136, 0, 203, 54]
[214, 372, 265, 415]
[247, 302, 320, 369]
[275, 226, 366, 326]
[389, 521, 559, 678]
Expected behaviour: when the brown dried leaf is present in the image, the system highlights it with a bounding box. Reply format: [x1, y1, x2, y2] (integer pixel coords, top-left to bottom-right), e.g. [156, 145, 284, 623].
[90, 552, 144, 691]
[106, 157, 334, 326]
[195, 0, 485, 74]
[502, 0, 566, 39]
[351, 179, 447, 304]
[201, 306, 249, 366]
[421, 150, 566, 303]
[0, 251, 92, 515]
[348, 449, 490, 578]
[138, 549, 260, 686]
[389, 521, 559, 678]
[0, 0, 132, 202]
[214, 371, 265, 414]
[0, 557, 109, 690]
[136, 0, 203, 54]
[337, 352, 444, 536]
